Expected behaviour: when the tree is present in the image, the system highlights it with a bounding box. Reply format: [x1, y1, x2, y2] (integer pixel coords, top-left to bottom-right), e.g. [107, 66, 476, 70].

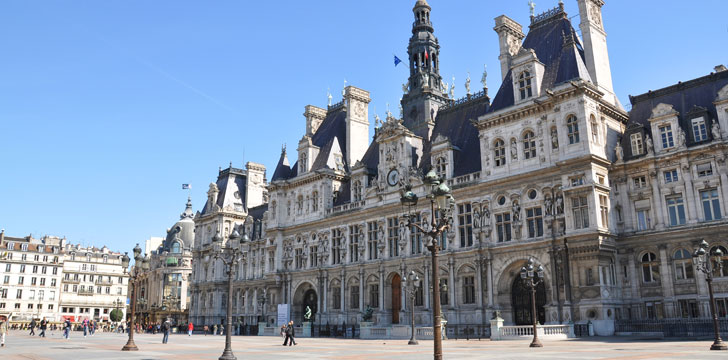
[110, 309, 123, 322]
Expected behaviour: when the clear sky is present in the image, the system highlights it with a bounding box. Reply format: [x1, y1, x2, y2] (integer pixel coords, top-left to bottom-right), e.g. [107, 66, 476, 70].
[1, 0, 726, 253]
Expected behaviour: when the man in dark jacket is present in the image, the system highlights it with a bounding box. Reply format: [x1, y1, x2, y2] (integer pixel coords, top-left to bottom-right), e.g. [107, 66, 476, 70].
[286, 321, 296, 346]
[161, 320, 170, 344]
[29, 319, 36, 336]
[39, 318, 47, 338]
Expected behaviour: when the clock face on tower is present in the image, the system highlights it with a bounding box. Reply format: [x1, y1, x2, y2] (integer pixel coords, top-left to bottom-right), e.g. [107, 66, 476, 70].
[387, 169, 399, 187]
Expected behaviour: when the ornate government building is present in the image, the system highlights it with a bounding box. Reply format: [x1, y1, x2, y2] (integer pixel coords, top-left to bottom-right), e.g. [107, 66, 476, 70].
[189, 0, 728, 336]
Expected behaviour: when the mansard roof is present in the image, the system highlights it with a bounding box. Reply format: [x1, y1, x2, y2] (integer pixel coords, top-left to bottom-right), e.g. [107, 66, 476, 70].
[200, 166, 247, 216]
[489, 14, 591, 113]
[621, 69, 728, 161]
[248, 203, 268, 221]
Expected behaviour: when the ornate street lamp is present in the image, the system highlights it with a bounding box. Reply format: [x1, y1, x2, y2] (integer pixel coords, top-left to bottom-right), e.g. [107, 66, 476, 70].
[400, 169, 454, 360]
[693, 240, 728, 351]
[402, 270, 421, 345]
[520, 258, 544, 348]
[121, 244, 150, 351]
[214, 229, 246, 360]
[258, 289, 267, 326]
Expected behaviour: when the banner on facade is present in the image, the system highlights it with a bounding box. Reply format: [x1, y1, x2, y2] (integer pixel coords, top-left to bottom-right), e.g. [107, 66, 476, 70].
[277, 304, 289, 326]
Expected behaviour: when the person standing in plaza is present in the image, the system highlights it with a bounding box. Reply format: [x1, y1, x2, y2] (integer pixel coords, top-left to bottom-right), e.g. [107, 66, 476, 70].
[187, 322, 193, 336]
[82, 319, 88, 338]
[29, 318, 36, 336]
[39, 318, 47, 338]
[161, 320, 170, 344]
[286, 321, 297, 346]
[0, 316, 7, 347]
[203, 324, 208, 336]
[212, 324, 217, 336]
[63, 319, 71, 339]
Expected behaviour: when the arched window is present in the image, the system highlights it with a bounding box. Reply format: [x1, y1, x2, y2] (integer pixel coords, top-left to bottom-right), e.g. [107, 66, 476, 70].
[299, 153, 307, 173]
[518, 71, 533, 100]
[711, 246, 728, 277]
[641, 252, 660, 283]
[353, 180, 363, 202]
[494, 139, 506, 167]
[171, 242, 181, 254]
[522, 131, 536, 159]
[590, 115, 599, 143]
[435, 156, 447, 178]
[567, 115, 580, 144]
[673, 249, 694, 280]
[312, 191, 319, 211]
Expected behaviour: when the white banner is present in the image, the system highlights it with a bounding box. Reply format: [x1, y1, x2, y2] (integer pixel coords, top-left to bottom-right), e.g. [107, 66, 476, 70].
[277, 304, 290, 327]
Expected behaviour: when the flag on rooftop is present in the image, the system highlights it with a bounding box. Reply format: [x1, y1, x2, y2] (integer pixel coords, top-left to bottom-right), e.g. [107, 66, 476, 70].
[394, 55, 402, 67]
[182, 184, 191, 189]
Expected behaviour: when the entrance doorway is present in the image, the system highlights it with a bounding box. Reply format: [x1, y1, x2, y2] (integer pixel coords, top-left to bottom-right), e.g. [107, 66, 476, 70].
[511, 276, 546, 325]
[391, 274, 401, 324]
[302, 289, 318, 322]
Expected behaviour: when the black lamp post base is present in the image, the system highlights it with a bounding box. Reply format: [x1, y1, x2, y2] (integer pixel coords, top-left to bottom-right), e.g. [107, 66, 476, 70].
[529, 339, 543, 348]
[711, 340, 728, 351]
[408, 338, 419, 345]
[219, 348, 237, 360]
[121, 341, 138, 351]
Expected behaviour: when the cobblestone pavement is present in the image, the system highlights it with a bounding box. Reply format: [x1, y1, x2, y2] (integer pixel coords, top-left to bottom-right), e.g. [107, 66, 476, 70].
[0, 330, 726, 359]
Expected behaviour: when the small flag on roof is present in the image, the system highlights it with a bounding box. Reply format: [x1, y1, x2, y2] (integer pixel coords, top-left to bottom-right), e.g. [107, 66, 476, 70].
[182, 184, 191, 190]
[424, 49, 429, 61]
[394, 55, 402, 67]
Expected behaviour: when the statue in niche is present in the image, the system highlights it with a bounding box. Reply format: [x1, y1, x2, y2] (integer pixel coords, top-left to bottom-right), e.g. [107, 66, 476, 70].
[551, 127, 559, 149]
[422, 72, 430, 88]
[713, 122, 722, 140]
[512, 200, 521, 222]
[678, 127, 686, 147]
[615, 141, 624, 161]
[544, 196, 553, 216]
[472, 205, 482, 228]
[482, 205, 491, 227]
[645, 135, 654, 154]
[510, 138, 518, 160]
[555, 194, 564, 215]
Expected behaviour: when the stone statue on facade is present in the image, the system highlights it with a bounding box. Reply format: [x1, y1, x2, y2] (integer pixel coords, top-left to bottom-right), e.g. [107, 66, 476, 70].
[402, 83, 409, 94]
[510, 138, 518, 160]
[713, 121, 722, 140]
[442, 80, 449, 95]
[481, 64, 487, 89]
[422, 71, 430, 88]
[615, 141, 624, 161]
[645, 134, 654, 154]
[472, 204, 482, 228]
[544, 196, 553, 216]
[450, 76, 455, 98]
[551, 127, 559, 149]
[512, 200, 521, 222]
[678, 127, 686, 147]
[465, 72, 471, 95]
[555, 194, 564, 215]
[327, 89, 333, 106]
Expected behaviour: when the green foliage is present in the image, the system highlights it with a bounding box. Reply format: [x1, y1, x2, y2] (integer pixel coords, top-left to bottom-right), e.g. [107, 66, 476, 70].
[110, 309, 123, 322]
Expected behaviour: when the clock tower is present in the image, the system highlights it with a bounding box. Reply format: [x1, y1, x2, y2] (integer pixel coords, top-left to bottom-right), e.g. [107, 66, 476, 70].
[401, 0, 449, 142]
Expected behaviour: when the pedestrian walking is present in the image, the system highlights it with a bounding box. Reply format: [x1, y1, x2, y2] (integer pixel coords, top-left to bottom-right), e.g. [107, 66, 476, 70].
[29, 319, 36, 336]
[213, 324, 217, 336]
[285, 321, 297, 346]
[63, 319, 71, 339]
[187, 322, 194, 336]
[90, 320, 95, 336]
[82, 319, 88, 338]
[161, 320, 170, 344]
[0, 316, 7, 347]
[281, 325, 288, 346]
[39, 318, 47, 338]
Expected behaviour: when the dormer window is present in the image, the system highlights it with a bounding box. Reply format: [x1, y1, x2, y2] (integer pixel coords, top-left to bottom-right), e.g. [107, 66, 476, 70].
[691, 117, 707, 142]
[522, 131, 536, 159]
[518, 71, 533, 100]
[353, 180, 363, 202]
[566, 115, 580, 144]
[435, 156, 447, 178]
[299, 153, 308, 173]
[494, 139, 506, 166]
[659, 124, 674, 149]
[630, 133, 644, 155]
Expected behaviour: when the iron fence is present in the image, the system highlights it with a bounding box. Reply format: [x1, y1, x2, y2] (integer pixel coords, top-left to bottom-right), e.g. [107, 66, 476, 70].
[615, 318, 728, 337]
[445, 324, 490, 340]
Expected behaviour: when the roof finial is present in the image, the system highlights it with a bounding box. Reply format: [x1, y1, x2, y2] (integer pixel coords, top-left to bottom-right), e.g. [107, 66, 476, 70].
[281, 143, 287, 155]
[481, 64, 488, 90]
[327, 87, 332, 106]
[528, 0, 536, 17]
[342, 79, 347, 97]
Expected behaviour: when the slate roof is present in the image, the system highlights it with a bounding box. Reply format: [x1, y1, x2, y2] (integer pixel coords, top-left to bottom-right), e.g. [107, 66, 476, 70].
[620, 70, 728, 161]
[271, 149, 291, 181]
[489, 12, 591, 113]
[200, 167, 247, 216]
[248, 203, 269, 221]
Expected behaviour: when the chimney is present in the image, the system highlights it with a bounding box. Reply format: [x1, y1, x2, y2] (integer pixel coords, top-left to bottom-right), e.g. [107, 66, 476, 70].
[577, 0, 619, 106]
[715, 65, 727, 73]
[343, 85, 371, 167]
[493, 15, 524, 81]
[304, 105, 327, 136]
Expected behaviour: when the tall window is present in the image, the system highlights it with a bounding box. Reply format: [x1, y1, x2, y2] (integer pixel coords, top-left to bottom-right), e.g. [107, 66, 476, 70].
[435, 157, 447, 178]
[636, 209, 650, 231]
[458, 204, 473, 247]
[522, 131, 536, 159]
[299, 153, 308, 173]
[701, 189, 722, 221]
[567, 115, 580, 144]
[659, 124, 674, 149]
[367, 221, 379, 260]
[311, 191, 319, 212]
[599, 195, 609, 228]
[387, 217, 399, 257]
[590, 115, 599, 143]
[711, 246, 728, 277]
[572, 196, 589, 229]
[349, 225, 360, 262]
[410, 213, 423, 254]
[331, 229, 343, 265]
[633, 176, 647, 189]
[679, 299, 700, 318]
[666, 195, 686, 226]
[350, 285, 360, 310]
[518, 71, 533, 100]
[353, 180, 363, 202]
[309, 245, 318, 268]
[494, 139, 506, 166]
[463, 276, 475, 304]
[692, 117, 707, 142]
[664, 169, 678, 183]
[369, 284, 379, 308]
[697, 163, 713, 177]
[630, 133, 644, 155]
[332, 287, 341, 310]
[526, 207, 543, 238]
[495, 213, 511, 242]
[414, 282, 424, 306]
[641, 252, 660, 283]
[294, 249, 304, 269]
[673, 249, 694, 280]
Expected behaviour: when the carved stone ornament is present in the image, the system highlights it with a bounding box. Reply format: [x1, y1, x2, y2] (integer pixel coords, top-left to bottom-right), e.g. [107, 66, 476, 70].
[650, 103, 678, 119]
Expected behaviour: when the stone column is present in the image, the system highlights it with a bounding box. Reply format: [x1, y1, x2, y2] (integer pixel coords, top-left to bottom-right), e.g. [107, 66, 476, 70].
[717, 159, 728, 211]
[475, 258, 484, 309]
[682, 163, 698, 223]
[378, 266, 385, 320]
[448, 257, 456, 309]
[423, 260, 431, 310]
[400, 261, 407, 312]
[628, 252, 639, 310]
[323, 270, 329, 313]
[359, 267, 365, 312]
[340, 269, 346, 314]
[658, 245, 676, 317]
[487, 258, 494, 307]
[650, 170, 665, 228]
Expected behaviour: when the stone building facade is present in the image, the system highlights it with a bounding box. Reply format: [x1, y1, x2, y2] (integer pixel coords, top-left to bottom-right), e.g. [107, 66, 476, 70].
[187, 0, 728, 336]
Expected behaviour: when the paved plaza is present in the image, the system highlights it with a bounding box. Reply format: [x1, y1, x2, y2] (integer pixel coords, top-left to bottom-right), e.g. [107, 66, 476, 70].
[0, 331, 725, 359]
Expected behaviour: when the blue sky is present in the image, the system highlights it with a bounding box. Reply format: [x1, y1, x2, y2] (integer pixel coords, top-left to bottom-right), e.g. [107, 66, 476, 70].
[1, 0, 726, 253]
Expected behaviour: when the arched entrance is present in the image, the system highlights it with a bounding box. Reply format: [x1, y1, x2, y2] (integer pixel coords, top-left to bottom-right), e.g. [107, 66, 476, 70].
[292, 282, 318, 324]
[511, 276, 546, 325]
[391, 274, 401, 324]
